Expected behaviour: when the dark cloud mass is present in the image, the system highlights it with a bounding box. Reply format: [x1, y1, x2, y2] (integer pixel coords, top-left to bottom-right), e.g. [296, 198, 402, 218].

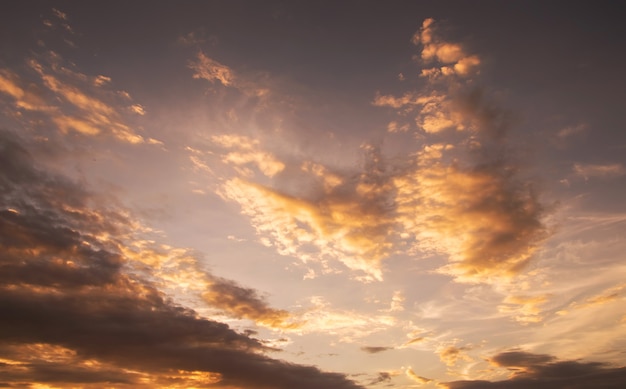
[0, 130, 362, 388]
[443, 351, 626, 389]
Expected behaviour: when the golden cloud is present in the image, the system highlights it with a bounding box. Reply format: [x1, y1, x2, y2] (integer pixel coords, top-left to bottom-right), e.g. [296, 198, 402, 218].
[395, 145, 546, 283]
[412, 18, 481, 78]
[189, 52, 234, 86]
[406, 368, 433, 385]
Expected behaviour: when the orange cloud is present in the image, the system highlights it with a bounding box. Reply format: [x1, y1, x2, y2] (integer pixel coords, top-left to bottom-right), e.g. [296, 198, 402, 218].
[203, 277, 300, 329]
[406, 368, 433, 385]
[1, 52, 149, 144]
[189, 51, 234, 86]
[498, 294, 550, 324]
[412, 18, 481, 78]
[395, 146, 546, 283]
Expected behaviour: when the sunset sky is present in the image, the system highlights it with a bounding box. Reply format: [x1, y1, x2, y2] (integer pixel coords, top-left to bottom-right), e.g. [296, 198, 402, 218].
[1, 1, 626, 388]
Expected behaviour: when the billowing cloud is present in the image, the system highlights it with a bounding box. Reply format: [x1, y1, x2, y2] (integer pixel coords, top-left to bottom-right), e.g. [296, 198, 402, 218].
[442, 350, 626, 388]
[395, 144, 546, 283]
[216, 144, 396, 282]
[374, 20, 547, 283]
[0, 130, 362, 389]
[412, 18, 480, 77]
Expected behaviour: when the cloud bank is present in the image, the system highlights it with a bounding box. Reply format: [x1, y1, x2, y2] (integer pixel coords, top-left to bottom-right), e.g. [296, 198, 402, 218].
[0, 130, 362, 389]
[442, 351, 626, 389]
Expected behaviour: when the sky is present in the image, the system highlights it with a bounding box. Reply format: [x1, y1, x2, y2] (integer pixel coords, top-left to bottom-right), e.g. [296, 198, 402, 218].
[1, 1, 626, 388]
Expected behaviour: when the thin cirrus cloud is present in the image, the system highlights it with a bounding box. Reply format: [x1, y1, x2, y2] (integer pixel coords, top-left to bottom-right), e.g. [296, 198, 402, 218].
[0, 130, 362, 389]
[572, 162, 625, 179]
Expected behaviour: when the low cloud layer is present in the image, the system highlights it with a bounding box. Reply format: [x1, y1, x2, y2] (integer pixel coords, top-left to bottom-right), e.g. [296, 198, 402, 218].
[442, 350, 626, 388]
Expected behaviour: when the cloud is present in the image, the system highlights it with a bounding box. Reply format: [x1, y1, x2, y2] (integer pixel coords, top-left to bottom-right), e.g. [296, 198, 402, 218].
[437, 345, 473, 367]
[498, 294, 549, 324]
[185, 18, 546, 287]
[442, 350, 626, 388]
[0, 69, 53, 111]
[1, 17, 151, 145]
[1, 52, 148, 144]
[412, 18, 480, 78]
[189, 51, 271, 98]
[0, 130, 363, 389]
[557, 123, 587, 139]
[573, 163, 625, 179]
[212, 134, 285, 177]
[406, 368, 433, 385]
[217, 144, 396, 281]
[557, 283, 626, 315]
[395, 145, 546, 283]
[295, 296, 396, 341]
[189, 51, 235, 86]
[29, 59, 145, 143]
[368, 371, 393, 385]
[372, 19, 547, 284]
[361, 346, 393, 354]
[203, 277, 300, 329]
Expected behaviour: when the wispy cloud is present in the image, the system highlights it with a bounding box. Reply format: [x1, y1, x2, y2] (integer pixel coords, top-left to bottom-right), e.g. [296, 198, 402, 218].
[189, 52, 234, 86]
[406, 368, 433, 385]
[189, 51, 269, 97]
[0, 49, 152, 144]
[573, 163, 625, 179]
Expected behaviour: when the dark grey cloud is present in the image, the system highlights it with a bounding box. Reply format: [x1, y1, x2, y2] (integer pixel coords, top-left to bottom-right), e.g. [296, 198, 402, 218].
[0, 130, 362, 389]
[361, 346, 393, 354]
[368, 371, 393, 385]
[442, 351, 626, 389]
